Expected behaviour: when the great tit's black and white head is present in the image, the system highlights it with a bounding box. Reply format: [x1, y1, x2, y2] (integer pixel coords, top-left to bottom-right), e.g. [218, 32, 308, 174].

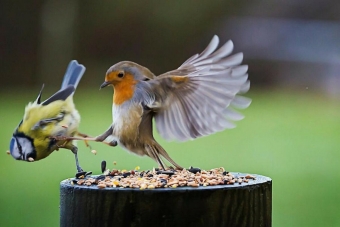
[9, 135, 36, 162]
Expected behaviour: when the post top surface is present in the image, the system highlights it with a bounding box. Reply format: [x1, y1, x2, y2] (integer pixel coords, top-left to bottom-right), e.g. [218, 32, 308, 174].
[60, 172, 272, 192]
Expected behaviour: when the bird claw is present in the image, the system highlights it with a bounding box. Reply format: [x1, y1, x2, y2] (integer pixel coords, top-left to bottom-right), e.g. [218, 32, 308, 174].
[108, 140, 118, 147]
[75, 171, 92, 179]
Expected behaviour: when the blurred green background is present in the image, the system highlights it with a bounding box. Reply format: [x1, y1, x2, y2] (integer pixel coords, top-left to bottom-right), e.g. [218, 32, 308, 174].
[1, 1, 340, 227]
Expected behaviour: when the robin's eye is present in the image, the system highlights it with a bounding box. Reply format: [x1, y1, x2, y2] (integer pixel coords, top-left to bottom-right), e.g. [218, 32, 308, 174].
[117, 72, 124, 78]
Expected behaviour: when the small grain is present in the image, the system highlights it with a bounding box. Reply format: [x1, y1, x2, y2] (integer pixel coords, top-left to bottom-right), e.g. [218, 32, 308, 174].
[71, 167, 256, 189]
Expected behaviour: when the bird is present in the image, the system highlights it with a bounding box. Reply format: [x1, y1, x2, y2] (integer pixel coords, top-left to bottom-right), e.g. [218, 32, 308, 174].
[9, 60, 87, 173]
[85, 35, 250, 170]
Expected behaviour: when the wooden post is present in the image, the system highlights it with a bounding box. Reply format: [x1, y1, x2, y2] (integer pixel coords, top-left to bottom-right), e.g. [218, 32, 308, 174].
[60, 173, 272, 227]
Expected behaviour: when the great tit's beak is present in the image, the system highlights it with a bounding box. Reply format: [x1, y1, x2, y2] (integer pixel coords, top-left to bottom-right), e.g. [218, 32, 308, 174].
[100, 81, 110, 89]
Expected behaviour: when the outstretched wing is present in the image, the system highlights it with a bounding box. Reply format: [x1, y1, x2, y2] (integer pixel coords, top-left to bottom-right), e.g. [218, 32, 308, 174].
[150, 35, 251, 141]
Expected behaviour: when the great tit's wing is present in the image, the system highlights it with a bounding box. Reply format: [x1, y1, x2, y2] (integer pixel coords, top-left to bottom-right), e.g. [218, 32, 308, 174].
[42, 85, 75, 106]
[36, 60, 85, 106]
[21, 86, 79, 133]
[35, 84, 45, 104]
[150, 35, 251, 141]
[61, 60, 86, 89]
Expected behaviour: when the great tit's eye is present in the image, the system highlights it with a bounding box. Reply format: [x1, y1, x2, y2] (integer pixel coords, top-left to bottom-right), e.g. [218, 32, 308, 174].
[117, 72, 124, 78]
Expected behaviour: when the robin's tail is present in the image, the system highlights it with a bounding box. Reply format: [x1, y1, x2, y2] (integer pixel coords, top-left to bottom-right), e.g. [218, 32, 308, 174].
[145, 141, 182, 170]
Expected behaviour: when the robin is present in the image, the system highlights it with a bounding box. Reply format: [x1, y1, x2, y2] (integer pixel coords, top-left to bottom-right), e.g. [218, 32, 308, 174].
[81, 35, 250, 170]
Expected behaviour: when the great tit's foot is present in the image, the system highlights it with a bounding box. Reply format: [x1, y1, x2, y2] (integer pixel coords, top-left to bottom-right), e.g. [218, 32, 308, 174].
[75, 171, 92, 178]
[55, 140, 68, 149]
[75, 170, 85, 178]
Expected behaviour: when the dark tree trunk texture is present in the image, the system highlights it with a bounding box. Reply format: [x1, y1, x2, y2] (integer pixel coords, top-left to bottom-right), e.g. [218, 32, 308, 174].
[60, 173, 272, 227]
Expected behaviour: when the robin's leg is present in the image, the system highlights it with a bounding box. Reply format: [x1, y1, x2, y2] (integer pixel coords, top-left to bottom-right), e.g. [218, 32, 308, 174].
[150, 141, 183, 170]
[77, 132, 91, 138]
[76, 132, 94, 148]
[95, 126, 117, 146]
[50, 126, 117, 147]
[145, 144, 166, 170]
[95, 126, 113, 142]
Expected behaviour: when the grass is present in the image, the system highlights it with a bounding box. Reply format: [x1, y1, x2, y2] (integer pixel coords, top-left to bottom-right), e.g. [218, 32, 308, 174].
[0, 87, 339, 227]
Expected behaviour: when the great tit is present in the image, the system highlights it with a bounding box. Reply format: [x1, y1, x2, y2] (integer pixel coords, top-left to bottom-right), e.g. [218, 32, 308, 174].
[9, 60, 86, 173]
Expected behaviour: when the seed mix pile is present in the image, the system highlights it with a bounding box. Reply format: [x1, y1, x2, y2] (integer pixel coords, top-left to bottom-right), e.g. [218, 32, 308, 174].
[71, 166, 256, 189]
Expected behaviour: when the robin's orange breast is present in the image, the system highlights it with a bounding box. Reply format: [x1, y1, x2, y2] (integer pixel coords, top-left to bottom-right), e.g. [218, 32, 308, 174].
[113, 74, 137, 105]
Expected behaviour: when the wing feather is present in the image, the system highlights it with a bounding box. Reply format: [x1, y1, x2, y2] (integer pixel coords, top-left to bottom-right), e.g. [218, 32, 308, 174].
[42, 86, 75, 106]
[151, 35, 251, 141]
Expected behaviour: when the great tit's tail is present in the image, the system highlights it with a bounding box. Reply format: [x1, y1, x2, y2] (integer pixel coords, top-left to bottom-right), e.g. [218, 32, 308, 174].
[36, 60, 85, 105]
[61, 60, 86, 90]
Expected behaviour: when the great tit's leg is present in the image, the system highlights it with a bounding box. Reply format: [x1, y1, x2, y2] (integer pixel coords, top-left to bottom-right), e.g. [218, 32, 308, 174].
[31, 113, 65, 130]
[70, 145, 83, 173]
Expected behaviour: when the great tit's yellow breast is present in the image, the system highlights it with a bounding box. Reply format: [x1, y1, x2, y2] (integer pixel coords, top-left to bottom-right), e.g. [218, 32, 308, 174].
[33, 137, 54, 160]
[33, 138, 74, 160]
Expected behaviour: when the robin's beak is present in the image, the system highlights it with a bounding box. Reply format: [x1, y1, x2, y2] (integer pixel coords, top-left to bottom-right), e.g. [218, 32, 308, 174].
[100, 81, 110, 89]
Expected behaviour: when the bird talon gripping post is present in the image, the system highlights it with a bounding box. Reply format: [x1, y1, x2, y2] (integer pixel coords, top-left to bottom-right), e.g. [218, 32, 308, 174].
[96, 35, 251, 169]
[9, 60, 88, 173]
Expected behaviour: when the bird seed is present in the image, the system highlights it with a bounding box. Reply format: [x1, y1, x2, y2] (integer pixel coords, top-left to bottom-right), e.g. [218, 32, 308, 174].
[69, 167, 256, 189]
[101, 161, 106, 173]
